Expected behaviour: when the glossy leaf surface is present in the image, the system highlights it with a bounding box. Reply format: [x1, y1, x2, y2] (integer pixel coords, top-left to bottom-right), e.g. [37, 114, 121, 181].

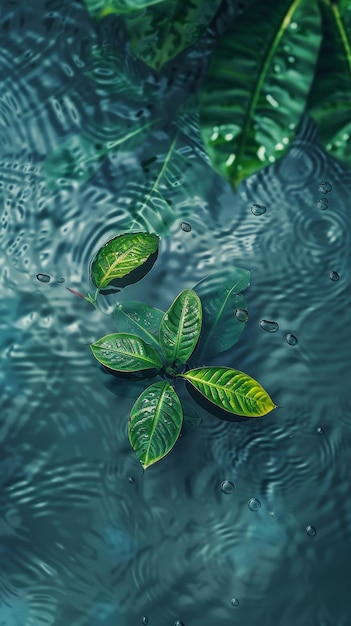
[125, 0, 222, 71]
[193, 268, 250, 359]
[159, 290, 202, 365]
[84, 0, 166, 19]
[200, 0, 322, 188]
[91, 333, 163, 371]
[114, 301, 164, 348]
[308, 0, 351, 167]
[181, 367, 276, 417]
[128, 381, 183, 469]
[91, 232, 159, 289]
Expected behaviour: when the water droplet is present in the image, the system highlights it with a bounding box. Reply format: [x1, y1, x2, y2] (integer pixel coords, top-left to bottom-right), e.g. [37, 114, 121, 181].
[286, 333, 298, 346]
[180, 221, 191, 232]
[221, 480, 235, 494]
[56, 277, 65, 283]
[174, 621, 184, 626]
[306, 524, 317, 537]
[318, 181, 332, 194]
[250, 203, 266, 216]
[231, 598, 240, 607]
[317, 427, 324, 435]
[142, 617, 148, 625]
[317, 198, 328, 210]
[329, 271, 339, 281]
[36, 273, 51, 283]
[248, 498, 261, 511]
[259, 319, 279, 333]
[128, 476, 135, 484]
[234, 308, 249, 323]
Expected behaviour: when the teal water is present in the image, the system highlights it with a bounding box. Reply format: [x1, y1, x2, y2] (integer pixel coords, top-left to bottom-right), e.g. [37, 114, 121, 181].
[1, 1, 351, 625]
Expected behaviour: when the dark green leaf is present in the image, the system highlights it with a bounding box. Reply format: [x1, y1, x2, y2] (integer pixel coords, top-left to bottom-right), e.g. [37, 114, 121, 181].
[114, 301, 164, 347]
[180, 400, 202, 437]
[200, 0, 322, 188]
[159, 290, 202, 365]
[181, 367, 276, 417]
[193, 268, 250, 359]
[128, 381, 183, 469]
[125, 0, 222, 71]
[308, 0, 351, 167]
[91, 332, 163, 371]
[91, 232, 159, 289]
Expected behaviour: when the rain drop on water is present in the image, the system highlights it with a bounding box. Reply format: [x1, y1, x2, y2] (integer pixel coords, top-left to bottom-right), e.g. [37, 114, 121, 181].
[235, 308, 249, 322]
[142, 617, 148, 625]
[248, 498, 261, 511]
[318, 181, 332, 194]
[329, 271, 339, 281]
[231, 598, 240, 607]
[174, 621, 185, 626]
[221, 480, 235, 494]
[128, 476, 135, 484]
[317, 198, 328, 210]
[259, 319, 279, 333]
[56, 277, 65, 283]
[180, 221, 191, 232]
[286, 333, 298, 346]
[36, 273, 51, 283]
[250, 203, 267, 216]
[317, 427, 324, 435]
[306, 525, 317, 537]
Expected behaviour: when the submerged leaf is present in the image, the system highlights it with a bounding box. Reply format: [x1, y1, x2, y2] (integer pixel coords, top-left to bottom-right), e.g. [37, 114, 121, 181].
[200, 0, 322, 188]
[83, 0, 166, 19]
[181, 367, 276, 417]
[91, 232, 159, 289]
[159, 290, 202, 365]
[114, 301, 164, 348]
[91, 332, 163, 371]
[180, 400, 202, 437]
[128, 381, 183, 469]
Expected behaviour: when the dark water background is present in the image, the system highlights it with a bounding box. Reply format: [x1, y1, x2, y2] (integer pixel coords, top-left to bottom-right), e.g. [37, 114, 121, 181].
[1, 1, 351, 625]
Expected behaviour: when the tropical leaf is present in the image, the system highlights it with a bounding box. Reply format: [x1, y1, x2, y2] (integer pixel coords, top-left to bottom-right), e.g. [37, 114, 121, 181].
[124, 0, 222, 71]
[307, 0, 351, 167]
[181, 367, 276, 417]
[200, 0, 322, 188]
[114, 301, 164, 348]
[159, 290, 202, 366]
[91, 332, 163, 371]
[90, 232, 159, 289]
[193, 268, 250, 360]
[180, 400, 202, 437]
[128, 381, 183, 469]
[83, 0, 166, 19]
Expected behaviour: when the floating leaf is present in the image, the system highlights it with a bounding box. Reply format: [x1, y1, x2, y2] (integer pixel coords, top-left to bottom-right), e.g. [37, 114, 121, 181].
[159, 290, 202, 366]
[200, 0, 322, 188]
[128, 381, 183, 469]
[193, 268, 250, 359]
[91, 332, 163, 371]
[308, 0, 351, 167]
[180, 400, 202, 437]
[83, 0, 166, 19]
[125, 0, 222, 71]
[181, 367, 276, 417]
[91, 232, 159, 289]
[114, 301, 164, 348]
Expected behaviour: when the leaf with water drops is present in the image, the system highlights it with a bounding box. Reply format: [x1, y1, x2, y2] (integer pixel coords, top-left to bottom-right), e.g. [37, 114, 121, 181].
[124, 0, 222, 71]
[307, 0, 351, 168]
[91, 333, 163, 371]
[91, 232, 159, 289]
[83, 0, 166, 19]
[128, 381, 183, 469]
[181, 367, 276, 417]
[200, 0, 322, 188]
[114, 301, 164, 348]
[193, 268, 250, 359]
[159, 290, 202, 366]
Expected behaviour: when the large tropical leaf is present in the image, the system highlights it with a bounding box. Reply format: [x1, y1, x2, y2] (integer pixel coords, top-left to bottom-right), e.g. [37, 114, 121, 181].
[114, 301, 164, 348]
[200, 0, 322, 188]
[159, 290, 202, 366]
[91, 332, 163, 371]
[83, 0, 166, 19]
[193, 268, 250, 360]
[181, 367, 276, 417]
[308, 0, 351, 168]
[124, 0, 222, 71]
[90, 232, 159, 289]
[128, 381, 183, 469]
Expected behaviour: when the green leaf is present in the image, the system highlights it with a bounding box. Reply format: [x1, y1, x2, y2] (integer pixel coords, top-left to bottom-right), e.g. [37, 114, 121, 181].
[128, 381, 183, 469]
[193, 268, 250, 359]
[159, 290, 202, 366]
[180, 400, 202, 437]
[181, 367, 276, 417]
[91, 232, 159, 289]
[200, 0, 322, 188]
[125, 0, 222, 71]
[91, 332, 163, 371]
[114, 301, 164, 348]
[308, 0, 351, 167]
[83, 0, 166, 19]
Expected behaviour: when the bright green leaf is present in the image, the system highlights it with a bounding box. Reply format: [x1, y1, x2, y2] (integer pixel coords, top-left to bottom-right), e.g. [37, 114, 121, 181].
[90, 232, 159, 289]
[83, 0, 166, 19]
[114, 301, 164, 348]
[91, 332, 163, 371]
[128, 381, 183, 469]
[181, 367, 276, 417]
[124, 0, 222, 71]
[193, 268, 250, 360]
[159, 289, 202, 366]
[200, 0, 322, 188]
